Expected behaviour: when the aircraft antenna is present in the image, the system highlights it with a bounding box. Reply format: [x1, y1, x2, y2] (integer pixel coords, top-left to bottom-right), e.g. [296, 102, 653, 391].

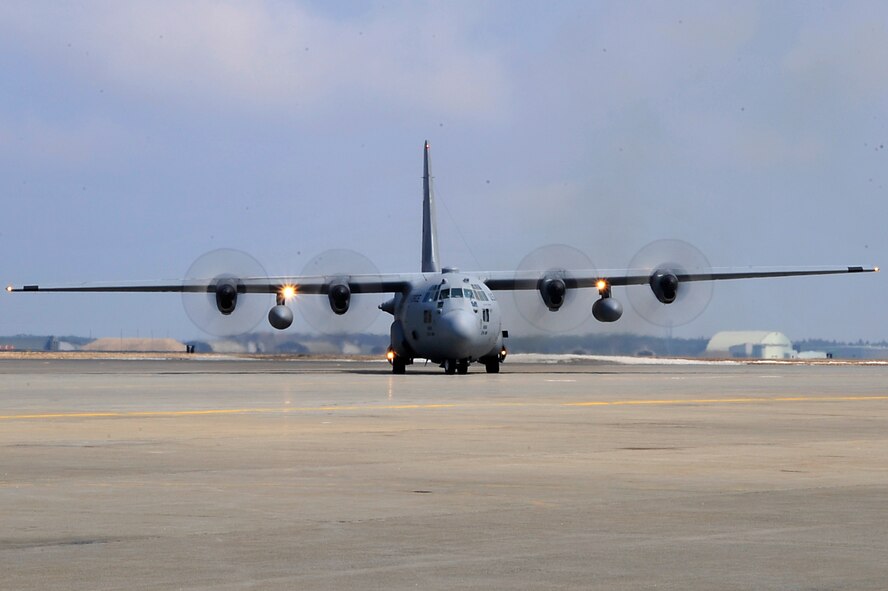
[435, 188, 482, 271]
[425, 142, 481, 271]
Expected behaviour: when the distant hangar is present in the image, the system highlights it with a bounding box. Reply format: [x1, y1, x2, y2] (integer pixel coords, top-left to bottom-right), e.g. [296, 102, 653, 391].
[705, 331, 814, 360]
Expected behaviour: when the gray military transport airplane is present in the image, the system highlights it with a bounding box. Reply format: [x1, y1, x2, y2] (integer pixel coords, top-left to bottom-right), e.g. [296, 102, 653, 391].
[7, 142, 879, 374]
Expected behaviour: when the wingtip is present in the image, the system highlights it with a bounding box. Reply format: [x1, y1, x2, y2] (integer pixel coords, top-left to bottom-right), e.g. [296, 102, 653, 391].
[5, 285, 11, 293]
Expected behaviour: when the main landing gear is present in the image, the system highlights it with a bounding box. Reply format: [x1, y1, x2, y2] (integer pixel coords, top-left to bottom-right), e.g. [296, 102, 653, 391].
[386, 348, 409, 374]
[480, 346, 507, 374]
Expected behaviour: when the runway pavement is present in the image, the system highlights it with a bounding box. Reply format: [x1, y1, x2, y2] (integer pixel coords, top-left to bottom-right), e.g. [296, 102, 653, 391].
[1, 357, 887, 590]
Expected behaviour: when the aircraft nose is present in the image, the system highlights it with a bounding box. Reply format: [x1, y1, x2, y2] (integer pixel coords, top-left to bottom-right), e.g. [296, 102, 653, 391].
[439, 309, 476, 343]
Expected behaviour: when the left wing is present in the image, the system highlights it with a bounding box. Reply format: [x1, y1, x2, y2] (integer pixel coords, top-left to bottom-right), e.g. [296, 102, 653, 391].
[480, 264, 876, 322]
[482, 265, 878, 291]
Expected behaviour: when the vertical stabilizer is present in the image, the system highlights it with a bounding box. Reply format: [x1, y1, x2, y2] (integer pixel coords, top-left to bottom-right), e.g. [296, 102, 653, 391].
[421, 140, 441, 273]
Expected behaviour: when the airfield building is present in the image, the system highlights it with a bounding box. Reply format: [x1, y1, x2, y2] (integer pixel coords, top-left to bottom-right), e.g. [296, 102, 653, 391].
[705, 331, 796, 360]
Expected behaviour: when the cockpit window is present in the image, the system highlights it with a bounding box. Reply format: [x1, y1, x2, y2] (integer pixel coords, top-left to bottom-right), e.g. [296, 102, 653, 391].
[439, 286, 478, 300]
[471, 284, 490, 301]
[423, 287, 437, 302]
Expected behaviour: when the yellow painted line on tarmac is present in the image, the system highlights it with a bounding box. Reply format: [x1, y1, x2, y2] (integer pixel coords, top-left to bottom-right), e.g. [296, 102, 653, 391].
[2, 396, 888, 421]
[0, 403, 458, 421]
[564, 395, 888, 407]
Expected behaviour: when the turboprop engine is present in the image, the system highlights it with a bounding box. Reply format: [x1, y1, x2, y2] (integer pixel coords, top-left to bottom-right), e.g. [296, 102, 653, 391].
[214, 279, 240, 315]
[649, 271, 679, 304]
[328, 281, 351, 315]
[538, 276, 567, 311]
[182, 249, 269, 337]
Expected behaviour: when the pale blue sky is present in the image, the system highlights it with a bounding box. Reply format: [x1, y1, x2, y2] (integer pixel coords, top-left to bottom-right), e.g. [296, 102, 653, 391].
[1, 1, 885, 341]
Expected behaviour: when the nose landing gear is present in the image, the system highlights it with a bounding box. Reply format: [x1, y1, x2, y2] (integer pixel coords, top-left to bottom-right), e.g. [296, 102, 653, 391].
[442, 359, 469, 375]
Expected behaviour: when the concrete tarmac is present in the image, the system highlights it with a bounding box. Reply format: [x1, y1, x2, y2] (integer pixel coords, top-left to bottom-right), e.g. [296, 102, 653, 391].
[1, 357, 887, 590]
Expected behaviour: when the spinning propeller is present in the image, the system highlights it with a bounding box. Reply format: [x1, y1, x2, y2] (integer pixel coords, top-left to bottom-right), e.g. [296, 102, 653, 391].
[512, 244, 599, 332]
[182, 248, 269, 336]
[297, 249, 382, 334]
[626, 239, 714, 328]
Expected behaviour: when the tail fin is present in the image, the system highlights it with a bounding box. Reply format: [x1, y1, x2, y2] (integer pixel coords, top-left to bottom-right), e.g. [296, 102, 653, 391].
[421, 140, 441, 273]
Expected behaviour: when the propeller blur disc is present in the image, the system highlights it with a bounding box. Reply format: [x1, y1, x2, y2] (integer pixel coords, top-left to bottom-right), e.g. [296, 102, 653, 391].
[182, 248, 269, 337]
[297, 249, 382, 334]
[626, 239, 713, 328]
[512, 244, 598, 332]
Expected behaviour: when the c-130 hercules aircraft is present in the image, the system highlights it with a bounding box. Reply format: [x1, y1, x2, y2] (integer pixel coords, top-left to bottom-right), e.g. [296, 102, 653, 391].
[8, 142, 879, 374]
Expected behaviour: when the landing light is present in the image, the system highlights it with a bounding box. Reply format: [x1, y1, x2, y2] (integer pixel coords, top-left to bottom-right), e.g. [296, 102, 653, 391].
[876, 267, 881, 273]
[596, 279, 608, 291]
[386, 350, 395, 361]
[280, 285, 297, 300]
[5, 285, 11, 293]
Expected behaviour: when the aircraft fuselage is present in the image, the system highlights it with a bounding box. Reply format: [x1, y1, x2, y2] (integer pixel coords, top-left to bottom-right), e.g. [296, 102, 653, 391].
[387, 270, 504, 370]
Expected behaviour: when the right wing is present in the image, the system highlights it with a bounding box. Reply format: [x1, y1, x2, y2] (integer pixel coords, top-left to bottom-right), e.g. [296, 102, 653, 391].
[7, 273, 419, 295]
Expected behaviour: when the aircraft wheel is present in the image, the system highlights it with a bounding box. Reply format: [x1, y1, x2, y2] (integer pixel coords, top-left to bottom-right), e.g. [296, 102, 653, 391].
[457, 360, 469, 375]
[484, 359, 500, 374]
[392, 357, 406, 374]
[444, 359, 457, 375]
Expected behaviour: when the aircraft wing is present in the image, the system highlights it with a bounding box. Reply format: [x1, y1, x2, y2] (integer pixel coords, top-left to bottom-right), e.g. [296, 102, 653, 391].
[11, 266, 876, 294]
[481, 265, 878, 291]
[7, 273, 416, 295]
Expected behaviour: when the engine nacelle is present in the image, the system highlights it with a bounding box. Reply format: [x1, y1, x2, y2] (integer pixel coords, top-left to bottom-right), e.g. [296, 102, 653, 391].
[215, 280, 239, 315]
[268, 305, 294, 330]
[592, 297, 623, 322]
[328, 282, 351, 315]
[539, 277, 567, 311]
[649, 271, 679, 304]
